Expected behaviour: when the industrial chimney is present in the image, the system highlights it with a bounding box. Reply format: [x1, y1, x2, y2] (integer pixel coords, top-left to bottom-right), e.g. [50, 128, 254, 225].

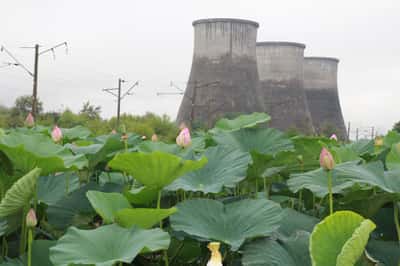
[303, 57, 347, 139]
[256, 42, 314, 134]
[176, 18, 264, 128]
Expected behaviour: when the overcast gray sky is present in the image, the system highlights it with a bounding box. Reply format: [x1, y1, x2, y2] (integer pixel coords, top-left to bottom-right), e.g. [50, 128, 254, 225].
[1, 0, 399, 137]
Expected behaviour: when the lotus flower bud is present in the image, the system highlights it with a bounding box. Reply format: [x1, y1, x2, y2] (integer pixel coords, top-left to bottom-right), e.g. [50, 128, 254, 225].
[121, 133, 128, 141]
[374, 137, 383, 147]
[319, 148, 335, 171]
[151, 134, 158, 142]
[330, 134, 338, 141]
[141, 135, 147, 140]
[207, 242, 222, 266]
[111, 129, 117, 134]
[26, 208, 37, 228]
[25, 112, 35, 127]
[176, 127, 191, 148]
[51, 125, 63, 143]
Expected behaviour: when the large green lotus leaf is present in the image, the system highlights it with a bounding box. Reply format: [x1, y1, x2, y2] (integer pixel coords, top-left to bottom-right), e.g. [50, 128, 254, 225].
[0, 240, 55, 266]
[86, 191, 131, 224]
[37, 172, 80, 205]
[67, 135, 124, 170]
[384, 131, 400, 147]
[99, 172, 127, 185]
[242, 231, 311, 266]
[0, 168, 41, 217]
[213, 112, 270, 132]
[287, 161, 383, 197]
[213, 128, 293, 156]
[170, 198, 282, 250]
[338, 190, 400, 218]
[349, 139, 375, 155]
[47, 182, 121, 229]
[115, 207, 177, 229]
[123, 186, 159, 205]
[166, 146, 251, 193]
[310, 211, 376, 266]
[60, 125, 91, 142]
[49, 224, 170, 266]
[366, 240, 400, 266]
[0, 132, 86, 175]
[278, 208, 319, 237]
[108, 151, 207, 190]
[386, 143, 400, 170]
[136, 140, 199, 159]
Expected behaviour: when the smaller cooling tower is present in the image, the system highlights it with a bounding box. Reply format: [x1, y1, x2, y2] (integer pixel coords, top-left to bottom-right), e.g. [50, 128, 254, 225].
[304, 57, 347, 139]
[176, 18, 264, 128]
[256, 42, 314, 134]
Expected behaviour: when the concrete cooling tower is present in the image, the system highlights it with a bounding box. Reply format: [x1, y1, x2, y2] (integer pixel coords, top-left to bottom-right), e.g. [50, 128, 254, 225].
[256, 42, 314, 134]
[304, 57, 347, 139]
[176, 18, 264, 128]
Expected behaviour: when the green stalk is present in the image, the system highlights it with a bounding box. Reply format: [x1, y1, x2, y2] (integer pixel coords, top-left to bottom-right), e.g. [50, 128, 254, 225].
[2, 236, 8, 257]
[298, 190, 303, 211]
[394, 202, 400, 243]
[255, 178, 258, 198]
[19, 207, 28, 254]
[156, 191, 169, 266]
[327, 170, 333, 215]
[27, 229, 33, 266]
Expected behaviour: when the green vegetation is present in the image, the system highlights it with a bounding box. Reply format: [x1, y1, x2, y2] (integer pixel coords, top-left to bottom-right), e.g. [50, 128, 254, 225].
[0, 112, 399, 265]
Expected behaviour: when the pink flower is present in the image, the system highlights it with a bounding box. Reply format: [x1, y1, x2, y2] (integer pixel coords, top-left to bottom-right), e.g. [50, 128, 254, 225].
[25, 113, 35, 127]
[51, 125, 63, 143]
[176, 127, 191, 148]
[151, 134, 158, 142]
[111, 129, 117, 134]
[319, 148, 335, 170]
[26, 208, 37, 228]
[330, 134, 338, 141]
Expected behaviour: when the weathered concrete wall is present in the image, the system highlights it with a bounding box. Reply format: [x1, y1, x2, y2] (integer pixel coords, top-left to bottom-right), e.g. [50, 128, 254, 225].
[177, 18, 264, 128]
[256, 42, 314, 134]
[304, 57, 347, 139]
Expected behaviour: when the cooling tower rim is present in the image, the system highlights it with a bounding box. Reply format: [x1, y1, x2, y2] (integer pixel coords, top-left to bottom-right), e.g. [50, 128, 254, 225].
[304, 56, 340, 63]
[256, 41, 306, 49]
[192, 18, 259, 28]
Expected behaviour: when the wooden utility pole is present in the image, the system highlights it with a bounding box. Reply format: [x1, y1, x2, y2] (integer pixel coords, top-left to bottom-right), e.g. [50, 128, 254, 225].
[1, 42, 68, 118]
[103, 78, 138, 127]
[32, 44, 39, 116]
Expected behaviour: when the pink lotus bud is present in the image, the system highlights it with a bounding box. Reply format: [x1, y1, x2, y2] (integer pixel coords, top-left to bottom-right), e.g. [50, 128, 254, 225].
[330, 134, 338, 141]
[319, 148, 335, 171]
[121, 134, 128, 141]
[176, 127, 191, 148]
[25, 112, 35, 127]
[51, 125, 63, 143]
[151, 134, 158, 142]
[111, 129, 117, 134]
[26, 208, 37, 228]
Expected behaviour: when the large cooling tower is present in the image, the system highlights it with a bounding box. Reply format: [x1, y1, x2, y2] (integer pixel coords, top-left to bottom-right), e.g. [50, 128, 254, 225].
[256, 42, 314, 134]
[176, 18, 264, 128]
[304, 57, 347, 139]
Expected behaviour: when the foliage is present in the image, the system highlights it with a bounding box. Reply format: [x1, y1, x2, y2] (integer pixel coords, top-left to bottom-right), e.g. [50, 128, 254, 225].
[0, 112, 398, 265]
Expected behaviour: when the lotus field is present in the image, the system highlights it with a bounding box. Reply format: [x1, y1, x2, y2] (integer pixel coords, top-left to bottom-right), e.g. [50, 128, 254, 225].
[1, 112, 400, 266]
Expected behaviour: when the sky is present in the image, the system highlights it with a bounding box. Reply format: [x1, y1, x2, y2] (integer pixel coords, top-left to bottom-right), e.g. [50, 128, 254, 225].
[0, 0, 399, 138]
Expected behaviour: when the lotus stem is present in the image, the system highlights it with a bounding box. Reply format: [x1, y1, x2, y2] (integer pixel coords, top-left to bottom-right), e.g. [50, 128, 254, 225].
[255, 178, 258, 198]
[394, 202, 400, 244]
[2, 236, 8, 257]
[27, 229, 33, 266]
[19, 207, 28, 254]
[298, 190, 303, 211]
[327, 170, 333, 215]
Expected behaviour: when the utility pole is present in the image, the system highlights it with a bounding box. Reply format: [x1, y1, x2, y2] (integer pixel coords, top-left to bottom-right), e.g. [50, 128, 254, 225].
[32, 44, 39, 116]
[1, 42, 68, 117]
[356, 128, 359, 141]
[371, 126, 375, 139]
[103, 78, 138, 127]
[347, 121, 351, 140]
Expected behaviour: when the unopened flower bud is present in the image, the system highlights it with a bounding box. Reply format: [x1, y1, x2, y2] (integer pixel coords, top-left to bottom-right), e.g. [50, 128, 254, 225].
[151, 134, 158, 142]
[25, 113, 35, 127]
[330, 134, 338, 141]
[319, 148, 335, 171]
[51, 126, 63, 143]
[176, 127, 191, 148]
[26, 208, 37, 228]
